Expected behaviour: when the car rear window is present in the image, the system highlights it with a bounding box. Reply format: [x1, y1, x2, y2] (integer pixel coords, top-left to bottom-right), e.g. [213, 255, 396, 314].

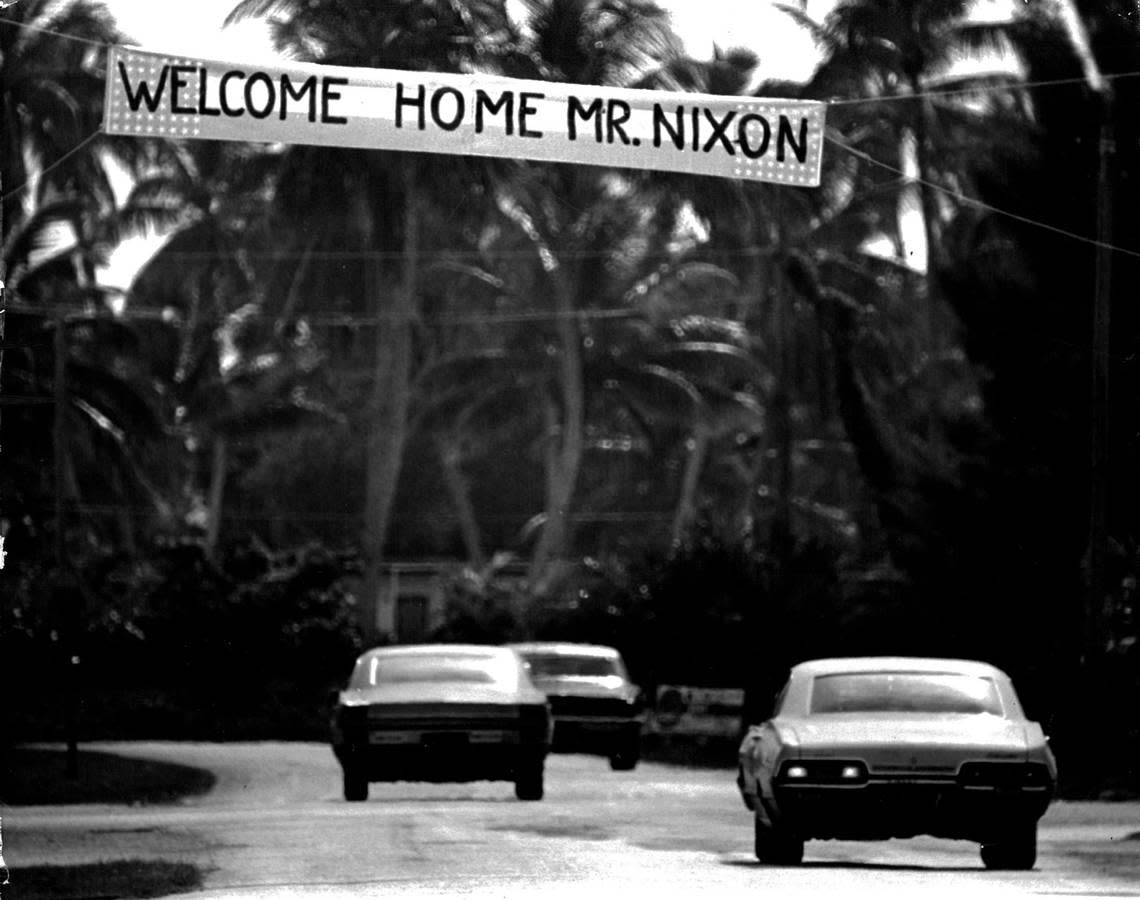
[810, 672, 1002, 715]
[353, 653, 519, 688]
[523, 653, 620, 678]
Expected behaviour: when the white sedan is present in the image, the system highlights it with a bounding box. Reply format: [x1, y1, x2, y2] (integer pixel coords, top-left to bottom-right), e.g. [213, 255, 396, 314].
[737, 657, 1057, 869]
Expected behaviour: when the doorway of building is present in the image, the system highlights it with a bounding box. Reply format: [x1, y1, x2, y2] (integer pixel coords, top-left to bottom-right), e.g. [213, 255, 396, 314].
[396, 594, 429, 643]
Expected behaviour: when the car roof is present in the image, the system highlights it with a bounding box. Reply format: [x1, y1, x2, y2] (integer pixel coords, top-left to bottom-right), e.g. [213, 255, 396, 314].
[791, 657, 1007, 678]
[507, 642, 620, 658]
[358, 643, 517, 660]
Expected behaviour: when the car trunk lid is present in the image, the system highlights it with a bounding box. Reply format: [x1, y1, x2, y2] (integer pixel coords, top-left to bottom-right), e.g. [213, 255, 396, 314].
[789, 714, 1029, 768]
[342, 682, 542, 707]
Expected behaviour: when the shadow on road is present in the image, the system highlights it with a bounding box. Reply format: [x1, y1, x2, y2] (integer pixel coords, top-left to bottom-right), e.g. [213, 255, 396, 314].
[719, 858, 982, 873]
[3, 859, 204, 900]
[321, 791, 529, 805]
[0, 746, 216, 806]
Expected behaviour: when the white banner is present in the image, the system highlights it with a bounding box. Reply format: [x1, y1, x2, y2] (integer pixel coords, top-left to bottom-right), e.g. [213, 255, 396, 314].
[104, 46, 826, 185]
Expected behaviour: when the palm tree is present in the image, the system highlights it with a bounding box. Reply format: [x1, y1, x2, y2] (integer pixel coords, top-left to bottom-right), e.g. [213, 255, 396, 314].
[590, 306, 768, 548]
[225, 0, 517, 639]
[0, 1, 177, 565]
[477, 0, 687, 585]
[638, 49, 884, 558]
[118, 138, 327, 555]
[778, 2, 1034, 496]
[1, 0, 122, 252]
[783, 0, 1029, 275]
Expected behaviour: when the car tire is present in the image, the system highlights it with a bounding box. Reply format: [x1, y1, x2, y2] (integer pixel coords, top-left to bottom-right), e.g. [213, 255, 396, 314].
[608, 736, 640, 771]
[980, 825, 1037, 870]
[514, 757, 545, 801]
[754, 811, 804, 865]
[343, 767, 368, 802]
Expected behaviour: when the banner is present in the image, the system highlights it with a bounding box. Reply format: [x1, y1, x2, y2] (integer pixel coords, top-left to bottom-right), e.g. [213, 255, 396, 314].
[104, 46, 826, 185]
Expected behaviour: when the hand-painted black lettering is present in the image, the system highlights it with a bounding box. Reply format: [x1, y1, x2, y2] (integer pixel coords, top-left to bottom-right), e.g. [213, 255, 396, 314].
[197, 67, 221, 116]
[691, 106, 700, 152]
[430, 86, 465, 131]
[567, 96, 602, 142]
[607, 99, 632, 145]
[280, 74, 317, 121]
[321, 76, 348, 124]
[395, 83, 426, 130]
[737, 114, 770, 159]
[653, 104, 684, 149]
[169, 66, 196, 114]
[519, 92, 544, 138]
[219, 70, 246, 117]
[777, 115, 808, 163]
[702, 108, 736, 154]
[117, 61, 169, 112]
[244, 72, 276, 119]
[475, 89, 513, 135]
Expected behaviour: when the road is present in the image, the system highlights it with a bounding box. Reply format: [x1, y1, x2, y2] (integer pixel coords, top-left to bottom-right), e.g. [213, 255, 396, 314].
[4, 742, 1139, 899]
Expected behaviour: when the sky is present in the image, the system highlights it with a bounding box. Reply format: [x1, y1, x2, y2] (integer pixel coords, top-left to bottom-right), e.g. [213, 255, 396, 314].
[105, 0, 826, 81]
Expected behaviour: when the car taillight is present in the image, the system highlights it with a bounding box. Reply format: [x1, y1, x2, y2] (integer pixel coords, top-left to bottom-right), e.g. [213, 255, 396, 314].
[777, 760, 868, 785]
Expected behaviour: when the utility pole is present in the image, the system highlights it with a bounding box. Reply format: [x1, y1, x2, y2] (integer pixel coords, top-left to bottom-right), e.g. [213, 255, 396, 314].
[1, 174, 5, 458]
[54, 307, 80, 778]
[1050, 0, 1115, 673]
[1087, 85, 1114, 668]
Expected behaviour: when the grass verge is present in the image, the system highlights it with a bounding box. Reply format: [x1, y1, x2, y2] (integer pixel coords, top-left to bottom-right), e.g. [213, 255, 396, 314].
[0, 747, 216, 805]
[3, 860, 204, 900]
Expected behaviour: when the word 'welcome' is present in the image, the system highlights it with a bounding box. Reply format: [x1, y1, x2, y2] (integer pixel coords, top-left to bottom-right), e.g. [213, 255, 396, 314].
[105, 47, 826, 184]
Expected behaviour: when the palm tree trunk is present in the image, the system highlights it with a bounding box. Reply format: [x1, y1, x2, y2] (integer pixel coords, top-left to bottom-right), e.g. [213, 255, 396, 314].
[905, 80, 949, 452]
[360, 162, 420, 642]
[671, 422, 710, 548]
[435, 433, 485, 567]
[111, 467, 137, 556]
[909, 77, 942, 277]
[205, 435, 227, 557]
[770, 260, 794, 561]
[528, 268, 584, 586]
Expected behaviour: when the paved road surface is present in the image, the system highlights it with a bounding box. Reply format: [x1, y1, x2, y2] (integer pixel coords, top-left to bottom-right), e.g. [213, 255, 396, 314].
[5, 742, 1139, 899]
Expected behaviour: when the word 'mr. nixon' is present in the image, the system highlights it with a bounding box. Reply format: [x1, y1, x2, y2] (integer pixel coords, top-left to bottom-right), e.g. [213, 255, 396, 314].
[396, 83, 811, 161]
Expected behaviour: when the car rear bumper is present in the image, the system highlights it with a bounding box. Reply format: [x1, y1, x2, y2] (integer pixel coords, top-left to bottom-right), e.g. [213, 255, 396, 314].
[551, 716, 640, 750]
[769, 782, 1054, 841]
[334, 737, 547, 783]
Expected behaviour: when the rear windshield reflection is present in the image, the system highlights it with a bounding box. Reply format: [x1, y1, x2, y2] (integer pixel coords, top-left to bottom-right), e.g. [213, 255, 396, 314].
[810, 672, 1002, 715]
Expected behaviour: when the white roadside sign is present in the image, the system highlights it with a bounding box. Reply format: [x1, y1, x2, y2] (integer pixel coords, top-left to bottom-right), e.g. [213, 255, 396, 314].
[651, 685, 745, 737]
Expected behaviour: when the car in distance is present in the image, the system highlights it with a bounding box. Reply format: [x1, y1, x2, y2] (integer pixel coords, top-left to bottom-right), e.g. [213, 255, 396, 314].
[507, 642, 644, 770]
[331, 644, 552, 802]
[737, 657, 1057, 869]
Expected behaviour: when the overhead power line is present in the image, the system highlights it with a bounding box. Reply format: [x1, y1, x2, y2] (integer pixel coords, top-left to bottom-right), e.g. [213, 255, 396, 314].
[826, 136, 1140, 261]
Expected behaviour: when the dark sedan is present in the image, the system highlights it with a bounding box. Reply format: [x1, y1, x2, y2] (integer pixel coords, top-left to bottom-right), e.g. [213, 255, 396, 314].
[508, 642, 644, 770]
[331, 644, 553, 801]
